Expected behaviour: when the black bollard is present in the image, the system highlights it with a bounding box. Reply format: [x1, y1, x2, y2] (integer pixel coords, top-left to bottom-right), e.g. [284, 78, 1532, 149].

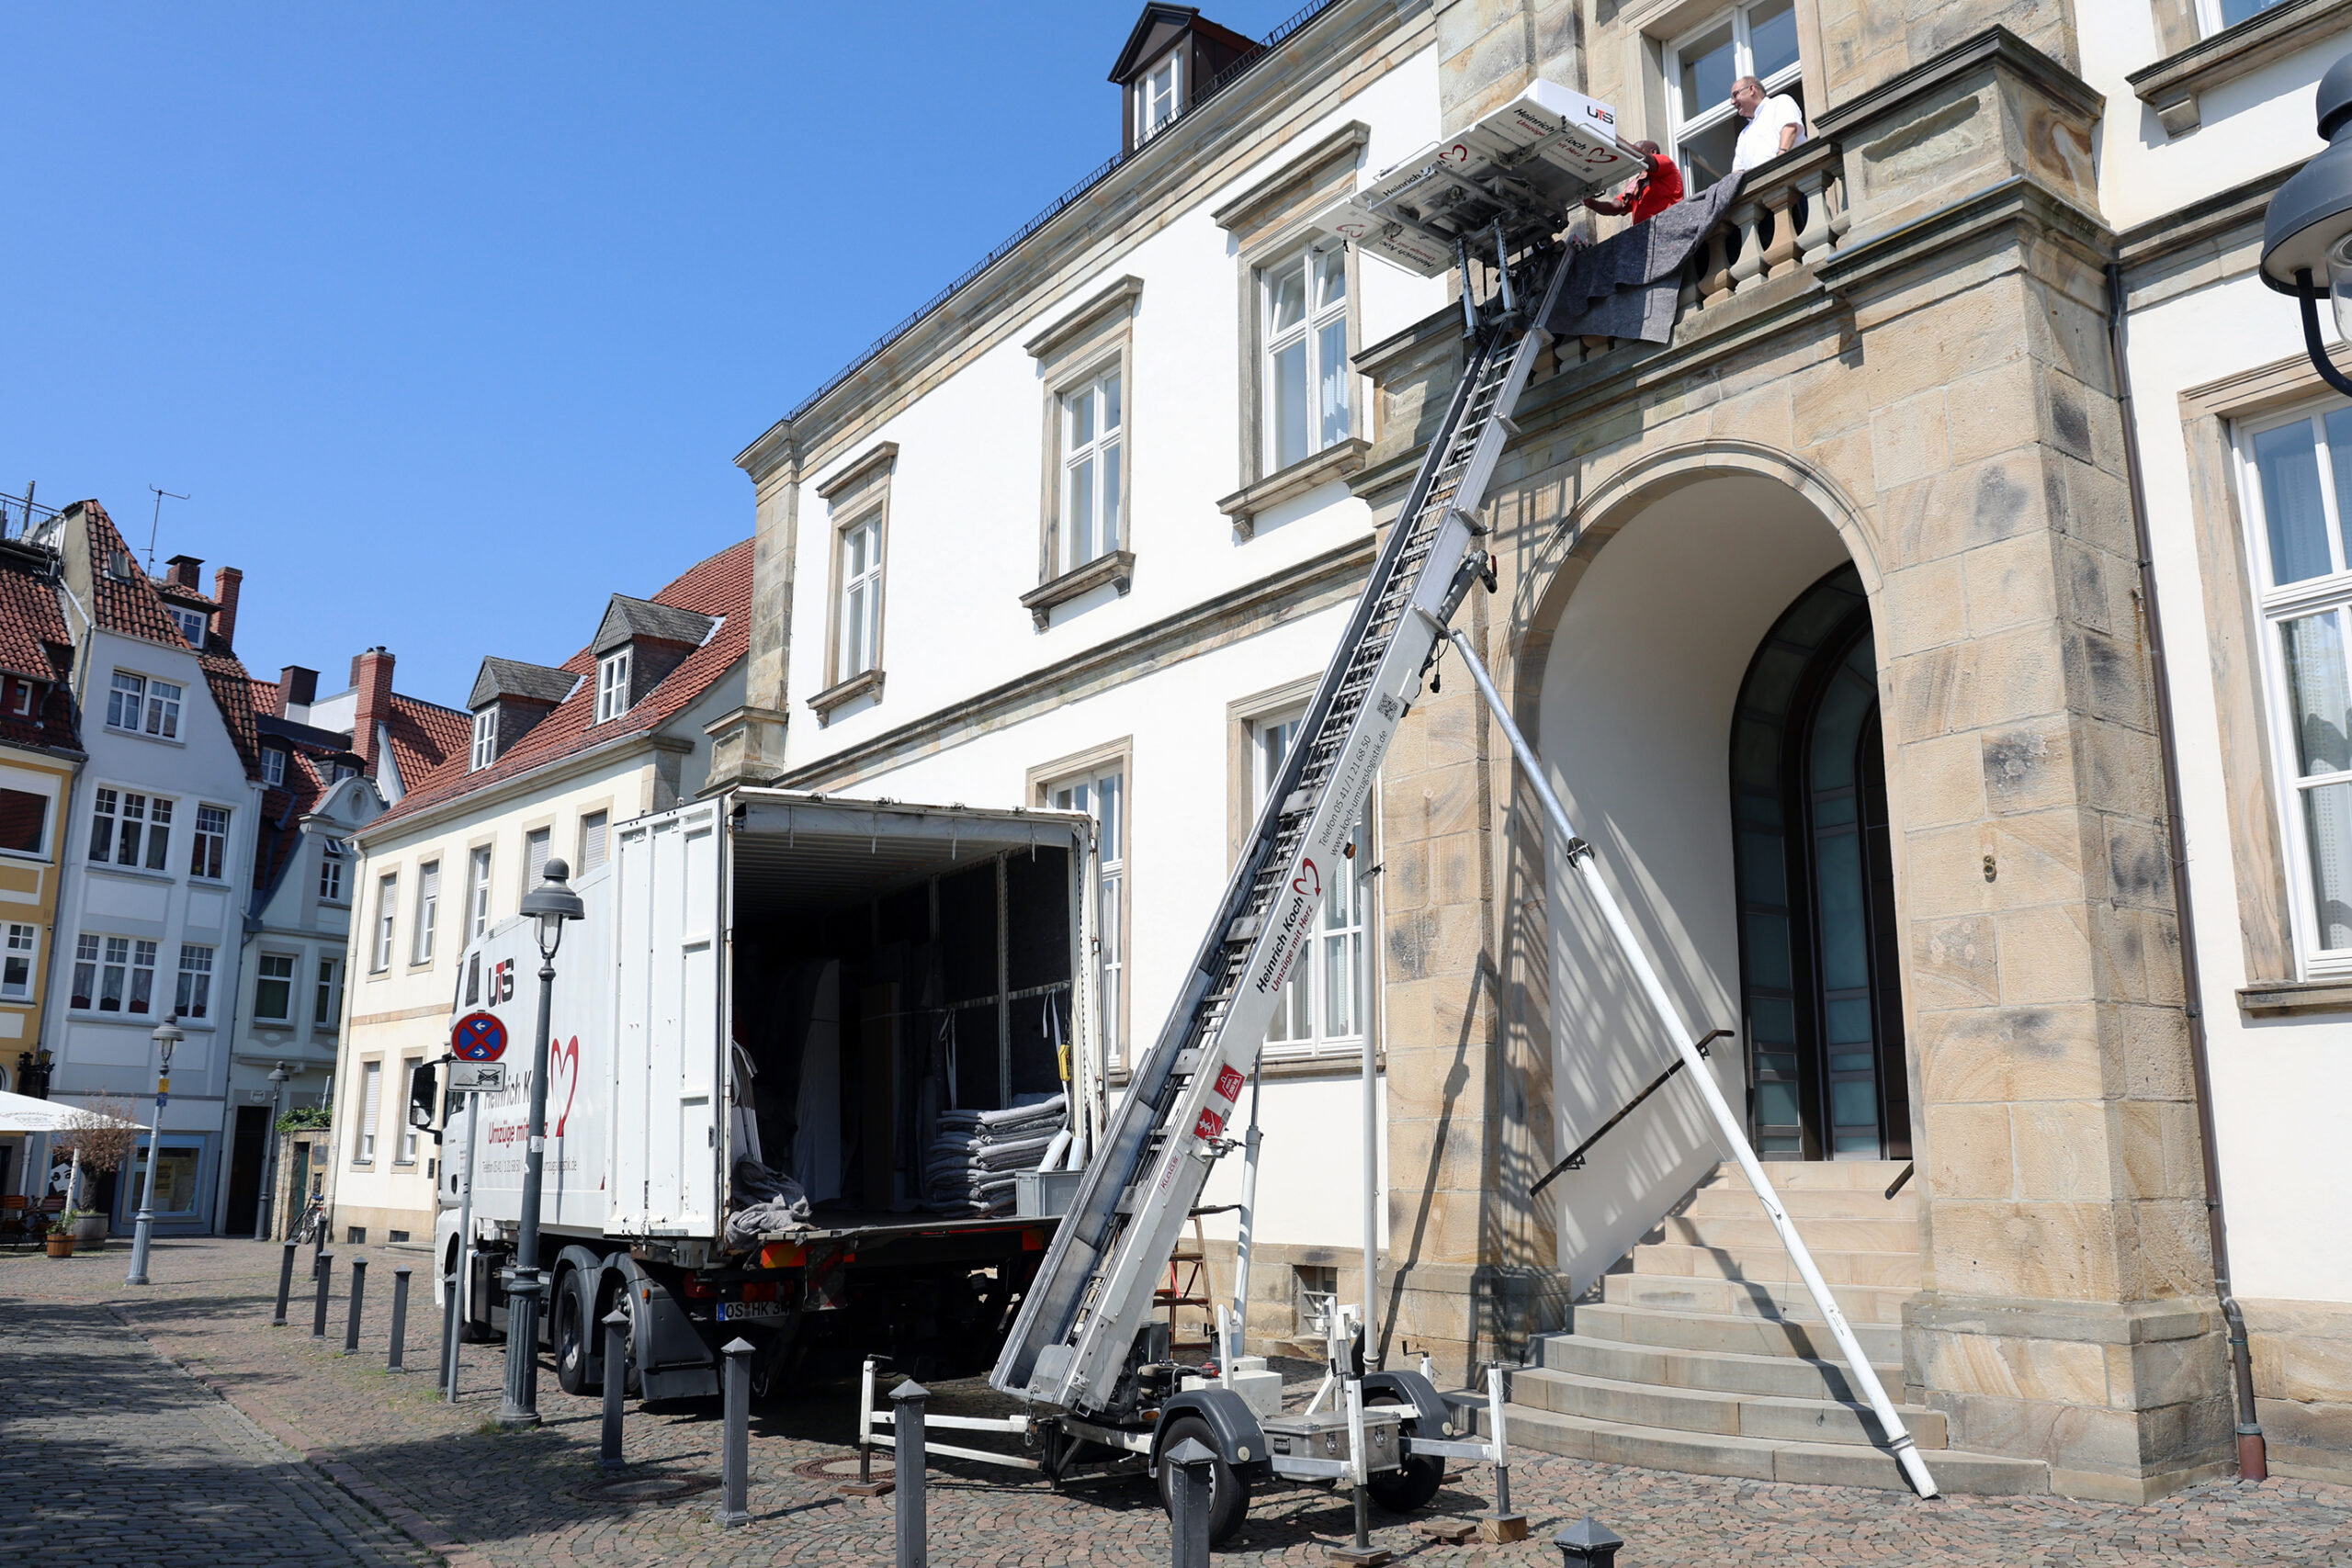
[1164, 1436, 1216, 1568]
[389, 1267, 412, 1371]
[341, 1257, 368, 1355]
[891, 1379, 929, 1568]
[717, 1337, 753, 1528]
[1555, 1517, 1625, 1567]
[311, 1253, 335, 1340]
[272, 1240, 298, 1326]
[599, 1308, 628, 1472]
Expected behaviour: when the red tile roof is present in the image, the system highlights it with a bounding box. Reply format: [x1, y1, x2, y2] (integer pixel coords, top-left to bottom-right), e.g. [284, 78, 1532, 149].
[369, 538, 752, 831]
[0, 546, 81, 754]
[384, 692, 469, 791]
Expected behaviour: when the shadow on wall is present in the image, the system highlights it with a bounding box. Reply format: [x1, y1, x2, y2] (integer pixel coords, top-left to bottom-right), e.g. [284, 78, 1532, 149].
[1533, 474, 1854, 1295]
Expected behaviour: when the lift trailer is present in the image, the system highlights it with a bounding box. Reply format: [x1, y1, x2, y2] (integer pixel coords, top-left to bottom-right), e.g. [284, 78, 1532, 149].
[900, 76, 1932, 1545]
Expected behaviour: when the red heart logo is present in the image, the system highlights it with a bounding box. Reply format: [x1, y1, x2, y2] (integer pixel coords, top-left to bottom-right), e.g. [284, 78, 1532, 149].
[1291, 858, 1321, 900]
[550, 1034, 581, 1138]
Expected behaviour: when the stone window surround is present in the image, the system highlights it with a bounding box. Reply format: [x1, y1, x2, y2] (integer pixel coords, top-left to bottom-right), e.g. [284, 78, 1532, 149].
[1599, 0, 1830, 159]
[2177, 343, 2352, 1011]
[1027, 735, 1135, 1076]
[1215, 122, 1371, 502]
[1023, 276, 1142, 630]
[1224, 671, 1384, 1074]
[2131, 0, 2352, 138]
[809, 440, 897, 720]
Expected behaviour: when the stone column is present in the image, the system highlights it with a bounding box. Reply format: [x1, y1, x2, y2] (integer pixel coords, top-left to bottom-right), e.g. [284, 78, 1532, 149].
[705, 422, 797, 793]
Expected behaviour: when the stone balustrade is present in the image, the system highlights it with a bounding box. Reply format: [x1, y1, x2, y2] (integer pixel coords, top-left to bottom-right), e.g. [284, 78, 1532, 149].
[1679, 140, 1848, 314]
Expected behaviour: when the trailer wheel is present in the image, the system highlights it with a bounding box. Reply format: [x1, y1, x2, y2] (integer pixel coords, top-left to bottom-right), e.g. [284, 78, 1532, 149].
[1155, 1416, 1250, 1546]
[1363, 1392, 1444, 1513]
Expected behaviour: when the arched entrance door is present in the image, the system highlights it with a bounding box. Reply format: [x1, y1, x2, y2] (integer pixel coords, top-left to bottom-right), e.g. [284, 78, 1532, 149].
[1729, 565, 1911, 1160]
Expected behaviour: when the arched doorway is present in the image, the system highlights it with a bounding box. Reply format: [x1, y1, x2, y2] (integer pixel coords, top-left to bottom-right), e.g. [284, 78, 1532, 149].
[1729, 564, 1911, 1161]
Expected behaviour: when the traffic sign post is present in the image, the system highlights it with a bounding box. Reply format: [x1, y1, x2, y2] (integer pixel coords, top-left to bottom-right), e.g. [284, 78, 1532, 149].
[441, 1012, 509, 1404]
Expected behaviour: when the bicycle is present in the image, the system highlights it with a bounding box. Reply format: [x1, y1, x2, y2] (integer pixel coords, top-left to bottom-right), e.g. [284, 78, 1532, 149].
[290, 1193, 327, 1247]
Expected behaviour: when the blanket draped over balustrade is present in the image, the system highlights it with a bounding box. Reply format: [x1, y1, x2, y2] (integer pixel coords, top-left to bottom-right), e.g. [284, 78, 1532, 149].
[1539, 173, 1746, 344]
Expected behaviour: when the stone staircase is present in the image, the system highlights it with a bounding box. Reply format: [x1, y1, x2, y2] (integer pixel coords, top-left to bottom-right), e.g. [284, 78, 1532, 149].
[1468, 1161, 2049, 1495]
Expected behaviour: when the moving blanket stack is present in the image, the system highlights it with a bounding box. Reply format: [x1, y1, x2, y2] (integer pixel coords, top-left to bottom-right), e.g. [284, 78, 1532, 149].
[924, 1094, 1066, 1215]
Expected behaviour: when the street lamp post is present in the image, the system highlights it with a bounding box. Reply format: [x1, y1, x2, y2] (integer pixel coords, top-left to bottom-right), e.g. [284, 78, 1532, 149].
[255, 1062, 292, 1242]
[2262, 53, 2352, 395]
[497, 859, 585, 1429]
[126, 1016, 183, 1287]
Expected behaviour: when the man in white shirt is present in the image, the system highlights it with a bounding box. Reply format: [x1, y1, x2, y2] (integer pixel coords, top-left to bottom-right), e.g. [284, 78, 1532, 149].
[1730, 75, 1806, 172]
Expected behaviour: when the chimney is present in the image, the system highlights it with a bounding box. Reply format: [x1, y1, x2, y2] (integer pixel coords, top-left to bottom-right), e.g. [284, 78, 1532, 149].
[353, 648, 394, 775]
[212, 566, 243, 646]
[277, 665, 319, 718]
[164, 553, 203, 589]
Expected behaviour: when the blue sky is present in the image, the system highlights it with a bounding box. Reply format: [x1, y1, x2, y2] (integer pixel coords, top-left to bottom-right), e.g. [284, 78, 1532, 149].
[5, 2, 1306, 709]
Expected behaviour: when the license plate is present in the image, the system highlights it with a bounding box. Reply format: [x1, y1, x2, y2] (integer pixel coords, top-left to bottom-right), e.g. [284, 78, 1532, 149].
[717, 1300, 784, 1322]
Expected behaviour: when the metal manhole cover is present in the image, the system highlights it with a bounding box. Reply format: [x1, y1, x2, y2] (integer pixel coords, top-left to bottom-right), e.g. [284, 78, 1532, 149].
[571, 1473, 720, 1504]
[791, 1453, 871, 1483]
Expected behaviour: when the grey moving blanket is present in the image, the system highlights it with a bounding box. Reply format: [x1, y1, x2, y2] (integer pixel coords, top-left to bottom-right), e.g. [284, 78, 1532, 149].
[1540, 173, 1745, 345]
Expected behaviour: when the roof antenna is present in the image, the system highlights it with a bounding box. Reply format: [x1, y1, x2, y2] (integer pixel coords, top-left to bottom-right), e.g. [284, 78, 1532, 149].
[145, 486, 189, 571]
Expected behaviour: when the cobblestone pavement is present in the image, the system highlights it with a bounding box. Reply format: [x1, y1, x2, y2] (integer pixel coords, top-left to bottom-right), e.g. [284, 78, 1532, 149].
[5, 1236, 2349, 1566]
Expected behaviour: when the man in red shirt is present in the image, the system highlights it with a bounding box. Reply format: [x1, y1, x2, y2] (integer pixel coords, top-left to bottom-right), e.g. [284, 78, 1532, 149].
[1583, 141, 1684, 224]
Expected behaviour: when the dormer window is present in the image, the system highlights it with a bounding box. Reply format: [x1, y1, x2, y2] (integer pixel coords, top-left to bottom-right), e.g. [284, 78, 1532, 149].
[470, 708, 497, 771]
[1137, 51, 1181, 141]
[170, 606, 208, 648]
[262, 747, 287, 788]
[7, 680, 35, 717]
[596, 649, 632, 723]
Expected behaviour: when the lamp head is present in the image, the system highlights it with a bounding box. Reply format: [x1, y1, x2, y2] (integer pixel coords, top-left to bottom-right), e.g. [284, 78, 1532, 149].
[520, 856, 586, 957]
[151, 1015, 185, 1069]
[2263, 51, 2352, 310]
[268, 1062, 291, 1085]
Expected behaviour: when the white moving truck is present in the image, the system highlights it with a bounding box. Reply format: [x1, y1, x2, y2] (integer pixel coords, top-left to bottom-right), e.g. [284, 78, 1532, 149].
[425, 790, 1098, 1402]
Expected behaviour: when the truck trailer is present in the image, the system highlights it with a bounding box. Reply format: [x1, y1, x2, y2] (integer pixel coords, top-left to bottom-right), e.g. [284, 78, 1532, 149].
[425, 790, 1100, 1403]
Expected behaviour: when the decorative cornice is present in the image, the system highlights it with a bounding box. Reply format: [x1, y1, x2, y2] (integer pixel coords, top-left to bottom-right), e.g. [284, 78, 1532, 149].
[2116, 164, 2299, 274]
[808, 666, 885, 719]
[1019, 549, 1136, 629]
[813, 440, 900, 502]
[1210, 119, 1372, 233]
[2238, 978, 2352, 1015]
[734, 419, 796, 484]
[1813, 26, 2104, 139]
[2127, 0, 2352, 137]
[1023, 276, 1146, 360]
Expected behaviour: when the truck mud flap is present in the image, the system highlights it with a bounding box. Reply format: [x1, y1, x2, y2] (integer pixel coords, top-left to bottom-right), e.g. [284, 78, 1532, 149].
[617, 1257, 718, 1401]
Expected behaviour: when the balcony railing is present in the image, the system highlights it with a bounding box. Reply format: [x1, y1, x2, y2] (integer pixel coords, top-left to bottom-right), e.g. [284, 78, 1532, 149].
[0, 491, 60, 545]
[1679, 139, 1848, 316]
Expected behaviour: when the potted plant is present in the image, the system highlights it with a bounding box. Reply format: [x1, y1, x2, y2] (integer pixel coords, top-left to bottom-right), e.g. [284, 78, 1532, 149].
[52, 1097, 140, 1251]
[46, 1211, 78, 1258]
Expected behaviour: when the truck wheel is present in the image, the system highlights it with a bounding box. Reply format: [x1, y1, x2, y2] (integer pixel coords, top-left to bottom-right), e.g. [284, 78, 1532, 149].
[1363, 1393, 1444, 1513]
[1155, 1416, 1250, 1547]
[553, 1270, 596, 1396]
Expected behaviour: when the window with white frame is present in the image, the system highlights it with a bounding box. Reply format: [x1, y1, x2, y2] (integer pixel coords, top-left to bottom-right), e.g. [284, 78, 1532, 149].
[1261, 245, 1351, 474]
[470, 708, 497, 771]
[8, 679, 34, 717]
[2198, 0, 2288, 34]
[595, 649, 632, 723]
[314, 955, 342, 1029]
[1253, 711, 1371, 1057]
[837, 514, 884, 677]
[579, 810, 609, 874]
[355, 1060, 381, 1163]
[175, 943, 213, 1020]
[372, 874, 398, 971]
[254, 953, 296, 1021]
[398, 1057, 423, 1161]
[413, 860, 440, 964]
[189, 805, 230, 881]
[2, 924, 37, 999]
[526, 828, 551, 891]
[170, 605, 208, 648]
[1136, 49, 1181, 142]
[1059, 372, 1124, 574]
[466, 845, 492, 939]
[2239, 403, 2352, 969]
[72, 933, 156, 1014]
[1664, 0, 1804, 187]
[1049, 768, 1125, 1067]
[318, 839, 345, 902]
[87, 788, 173, 871]
[262, 747, 286, 787]
[105, 671, 182, 739]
